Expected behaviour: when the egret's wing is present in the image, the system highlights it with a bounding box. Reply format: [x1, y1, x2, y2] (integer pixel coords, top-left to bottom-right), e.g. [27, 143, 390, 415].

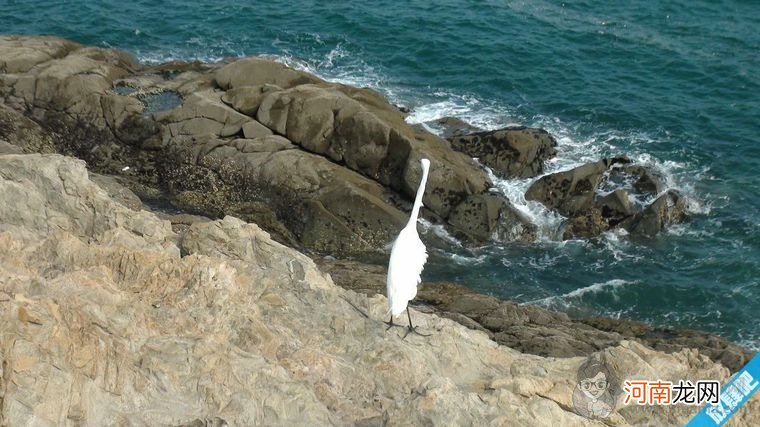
[387, 230, 428, 315]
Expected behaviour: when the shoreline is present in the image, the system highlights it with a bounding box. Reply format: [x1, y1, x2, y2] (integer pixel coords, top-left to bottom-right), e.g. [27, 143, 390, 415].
[318, 257, 754, 373]
[0, 37, 751, 364]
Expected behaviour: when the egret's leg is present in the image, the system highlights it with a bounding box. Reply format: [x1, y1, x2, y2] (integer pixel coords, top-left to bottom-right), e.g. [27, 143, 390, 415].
[385, 315, 395, 330]
[402, 306, 431, 339]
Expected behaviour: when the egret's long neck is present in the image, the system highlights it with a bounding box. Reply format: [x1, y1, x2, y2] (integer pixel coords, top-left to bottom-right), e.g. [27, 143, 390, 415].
[408, 164, 430, 227]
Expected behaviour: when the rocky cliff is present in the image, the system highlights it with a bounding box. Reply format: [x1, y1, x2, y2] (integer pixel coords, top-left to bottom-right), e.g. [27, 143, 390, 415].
[0, 153, 757, 426]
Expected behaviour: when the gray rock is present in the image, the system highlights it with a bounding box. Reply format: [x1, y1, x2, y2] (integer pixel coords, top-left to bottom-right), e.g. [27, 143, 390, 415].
[158, 90, 254, 138]
[160, 135, 408, 256]
[431, 116, 481, 138]
[525, 160, 610, 217]
[0, 36, 536, 254]
[450, 126, 558, 178]
[322, 258, 756, 374]
[0, 104, 56, 153]
[241, 120, 273, 139]
[447, 193, 536, 242]
[255, 84, 491, 220]
[0, 140, 23, 154]
[622, 190, 689, 237]
[526, 157, 684, 239]
[89, 172, 144, 211]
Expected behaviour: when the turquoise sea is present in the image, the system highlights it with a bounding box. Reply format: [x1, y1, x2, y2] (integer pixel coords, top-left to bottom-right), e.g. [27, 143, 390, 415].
[2, 1, 758, 348]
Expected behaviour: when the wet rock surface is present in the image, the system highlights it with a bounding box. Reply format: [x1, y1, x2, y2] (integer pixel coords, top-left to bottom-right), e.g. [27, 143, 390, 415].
[525, 156, 685, 239]
[449, 126, 558, 179]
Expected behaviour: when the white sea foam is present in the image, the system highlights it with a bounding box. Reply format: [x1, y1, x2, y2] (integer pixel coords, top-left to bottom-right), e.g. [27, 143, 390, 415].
[418, 218, 464, 247]
[484, 167, 566, 241]
[448, 253, 488, 266]
[526, 279, 638, 308]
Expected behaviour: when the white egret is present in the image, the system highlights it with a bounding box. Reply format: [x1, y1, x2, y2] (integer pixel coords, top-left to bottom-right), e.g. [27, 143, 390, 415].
[386, 158, 431, 337]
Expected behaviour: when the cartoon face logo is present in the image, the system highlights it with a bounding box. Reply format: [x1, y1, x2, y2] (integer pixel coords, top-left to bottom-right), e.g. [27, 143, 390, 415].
[572, 358, 618, 419]
[580, 371, 609, 399]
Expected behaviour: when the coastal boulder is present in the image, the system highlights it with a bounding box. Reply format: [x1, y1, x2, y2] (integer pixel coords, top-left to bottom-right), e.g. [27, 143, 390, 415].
[214, 57, 322, 90]
[525, 158, 625, 217]
[0, 36, 161, 173]
[1, 36, 532, 254]
[0, 35, 80, 74]
[428, 116, 481, 138]
[614, 164, 666, 195]
[157, 90, 257, 139]
[527, 158, 687, 239]
[450, 126, 558, 178]
[255, 83, 491, 219]
[621, 190, 689, 237]
[221, 83, 282, 116]
[0, 103, 56, 153]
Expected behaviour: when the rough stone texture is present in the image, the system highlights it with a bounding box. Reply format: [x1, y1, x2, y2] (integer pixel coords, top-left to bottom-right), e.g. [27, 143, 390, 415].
[450, 126, 558, 178]
[430, 116, 481, 139]
[597, 189, 634, 222]
[0, 36, 80, 74]
[526, 159, 615, 217]
[255, 83, 491, 219]
[621, 190, 689, 237]
[241, 119, 273, 139]
[221, 84, 282, 116]
[614, 165, 666, 196]
[562, 209, 610, 240]
[447, 194, 537, 243]
[0, 140, 23, 154]
[89, 173, 144, 211]
[0, 103, 57, 154]
[1, 153, 757, 426]
[159, 135, 408, 256]
[157, 90, 255, 139]
[0, 35, 159, 176]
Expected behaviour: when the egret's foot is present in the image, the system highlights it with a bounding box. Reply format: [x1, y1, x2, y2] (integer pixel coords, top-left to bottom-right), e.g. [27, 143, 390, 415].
[384, 319, 405, 331]
[402, 326, 431, 339]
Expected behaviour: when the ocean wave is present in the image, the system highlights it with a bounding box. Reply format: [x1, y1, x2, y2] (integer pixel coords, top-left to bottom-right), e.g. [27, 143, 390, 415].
[525, 279, 638, 308]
